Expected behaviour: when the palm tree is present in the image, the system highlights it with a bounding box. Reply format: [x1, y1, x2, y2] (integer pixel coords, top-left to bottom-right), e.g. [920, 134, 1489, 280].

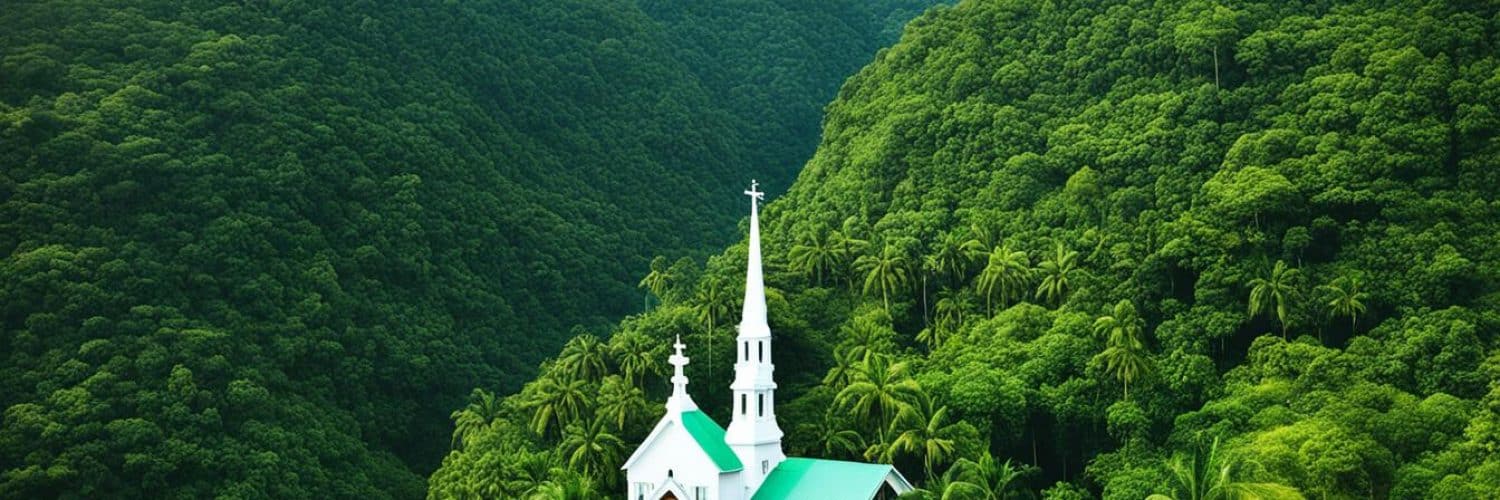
[961, 223, 999, 263]
[857, 243, 911, 315]
[609, 331, 662, 387]
[557, 334, 609, 381]
[930, 231, 974, 287]
[835, 354, 922, 434]
[528, 468, 600, 500]
[1147, 436, 1305, 500]
[916, 327, 945, 352]
[1248, 260, 1302, 339]
[637, 256, 672, 310]
[559, 416, 626, 486]
[789, 226, 842, 286]
[694, 276, 735, 383]
[933, 291, 965, 340]
[801, 417, 866, 460]
[449, 388, 503, 449]
[977, 244, 1030, 315]
[525, 375, 592, 437]
[595, 376, 648, 432]
[1317, 275, 1367, 335]
[1093, 299, 1145, 350]
[1094, 299, 1151, 400]
[947, 452, 1032, 499]
[1098, 342, 1153, 401]
[1035, 241, 1079, 306]
[886, 394, 960, 478]
[503, 450, 556, 498]
[822, 347, 859, 389]
[831, 229, 871, 291]
[907, 464, 968, 500]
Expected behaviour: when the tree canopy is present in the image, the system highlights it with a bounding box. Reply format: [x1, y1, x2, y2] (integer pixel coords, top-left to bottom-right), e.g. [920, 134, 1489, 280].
[0, 0, 938, 496]
[438, 0, 1500, 497]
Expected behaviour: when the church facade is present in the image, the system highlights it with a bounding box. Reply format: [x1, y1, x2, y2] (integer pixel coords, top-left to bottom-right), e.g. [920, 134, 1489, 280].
[621, 182, 913, 500]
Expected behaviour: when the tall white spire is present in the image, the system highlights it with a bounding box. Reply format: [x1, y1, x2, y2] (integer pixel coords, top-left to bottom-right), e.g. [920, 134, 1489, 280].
[740, 180, 768, 335]
[725, 180, 784, 492]
[665, 335, 697, 413]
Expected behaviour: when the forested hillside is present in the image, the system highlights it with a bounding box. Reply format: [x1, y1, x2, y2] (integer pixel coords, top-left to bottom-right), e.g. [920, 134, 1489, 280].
[0, 0, 936, 496]
[437, 0, 1500, 497]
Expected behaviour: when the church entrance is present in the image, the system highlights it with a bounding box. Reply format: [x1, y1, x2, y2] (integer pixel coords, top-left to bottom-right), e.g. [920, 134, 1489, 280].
[659, 492, 678, 500]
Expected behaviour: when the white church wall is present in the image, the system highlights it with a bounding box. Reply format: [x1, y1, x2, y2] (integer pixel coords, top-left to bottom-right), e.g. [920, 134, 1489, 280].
[624, 421, 727, 500]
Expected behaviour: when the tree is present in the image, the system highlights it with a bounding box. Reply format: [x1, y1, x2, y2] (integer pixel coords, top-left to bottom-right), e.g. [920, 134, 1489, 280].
[609, 331, 662, 387]
[1171, 1, 1243, 89]
[1248, 260, 1301, 339]
[929, 231, 974, 287]
[595, 376, 648, 432]
[1098, 342, 1153, 401]
[1094, 299, 1146, 349]
[931, 290, 965, 346]
[1317, 275, 1367, 334]
[857, 243, 912, 315]
[977, 244, 1030, 315]
[1147, 436, 1304, 500]
[790, 226, 842, 286]
[449, 388, 502, 449]
[831, 228, 871, 290]
[886, 394, 960, 478]
[525, 376, 592, 437]
[559, 416, 626, 486]
[962, 223, 1000, 262]
[804, 416, 866, 460]
[1094, 300, 1152, 400]
[638, 255, 673, 310]
[556, 334, 609, 382]
[694, 276, 736, 382]
[836, 354, 922, 434]
[822, 347, 860, 389]
[1035, 241, 1079, 306]
[528, 468, 600, 500]
[947, 452, 1032, 499]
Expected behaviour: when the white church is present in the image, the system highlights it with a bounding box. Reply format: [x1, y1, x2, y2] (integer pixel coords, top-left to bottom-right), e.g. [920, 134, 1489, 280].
[621, 182, 913, 500]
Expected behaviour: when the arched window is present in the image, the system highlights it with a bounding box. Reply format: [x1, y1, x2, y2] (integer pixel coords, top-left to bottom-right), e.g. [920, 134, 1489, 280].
[758, 394, 764, 417]
[741, 394, 747, 415]
[743, 341, 748, 361]
[758, 341, 763, 362]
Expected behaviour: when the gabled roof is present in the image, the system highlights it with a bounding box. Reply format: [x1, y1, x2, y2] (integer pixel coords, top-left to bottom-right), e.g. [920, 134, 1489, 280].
[680, 410, 743, 472]
[751, 458, 914, 499]
[621, 409, 744, 473]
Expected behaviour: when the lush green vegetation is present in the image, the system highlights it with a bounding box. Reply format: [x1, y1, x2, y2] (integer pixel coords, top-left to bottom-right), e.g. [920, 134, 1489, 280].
[0, 0, 936, 496]
[434, 0, 1500, 497]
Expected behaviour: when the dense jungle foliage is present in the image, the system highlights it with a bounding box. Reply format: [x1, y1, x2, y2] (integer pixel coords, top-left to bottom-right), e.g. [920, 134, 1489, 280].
[0, 0, 937, 496]
[434, 0, 1500, 497]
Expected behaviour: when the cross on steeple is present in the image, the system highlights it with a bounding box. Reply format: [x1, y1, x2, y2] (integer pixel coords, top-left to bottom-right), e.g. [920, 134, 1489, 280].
[665, 334, 697, 412]
[744, 180, 763, 202]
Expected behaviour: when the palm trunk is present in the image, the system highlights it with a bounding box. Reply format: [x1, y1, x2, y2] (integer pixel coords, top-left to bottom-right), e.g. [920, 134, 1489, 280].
[922, 275, 929, 327]
[1212, 45, 1220, 89]
[882, 286, 890, 316]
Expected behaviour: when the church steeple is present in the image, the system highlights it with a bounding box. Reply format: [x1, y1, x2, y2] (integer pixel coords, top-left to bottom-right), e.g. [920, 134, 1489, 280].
[665, 335, 697, 413]
[740, 180, 768, 335]
[725, 180, 784, 492]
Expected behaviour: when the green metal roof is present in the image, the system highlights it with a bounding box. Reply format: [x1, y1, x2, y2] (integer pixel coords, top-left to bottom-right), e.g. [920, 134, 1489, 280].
[752, 458, 905, 499]
[680, 410, 743, 472]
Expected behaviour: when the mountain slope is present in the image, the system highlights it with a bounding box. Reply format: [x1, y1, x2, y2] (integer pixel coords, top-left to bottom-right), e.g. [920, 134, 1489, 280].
[0, 0, 935, 496]
[451, 0, 1500, 497]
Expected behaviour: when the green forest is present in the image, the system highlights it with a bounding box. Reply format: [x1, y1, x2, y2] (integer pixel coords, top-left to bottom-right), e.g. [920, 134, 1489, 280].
[430, 0, 1500, 498]
[0, 0, 937, 497]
